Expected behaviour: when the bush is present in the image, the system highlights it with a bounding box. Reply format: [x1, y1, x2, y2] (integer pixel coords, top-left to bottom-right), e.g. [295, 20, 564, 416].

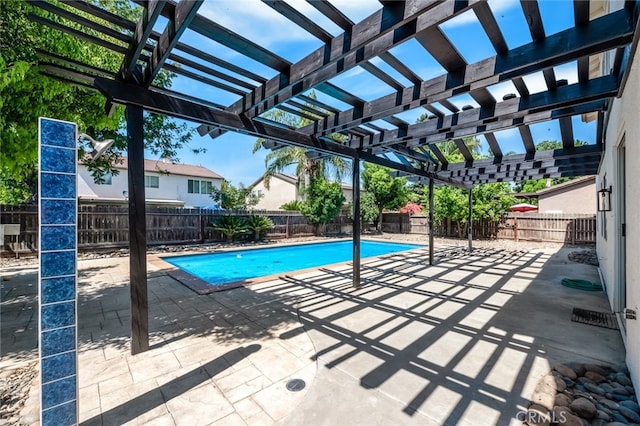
[280, 200, 304, 211]
[212, 215, 248, 242]
[246, 215, 274, 241]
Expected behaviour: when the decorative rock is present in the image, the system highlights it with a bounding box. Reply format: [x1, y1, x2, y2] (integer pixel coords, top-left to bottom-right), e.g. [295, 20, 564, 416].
[556, 364, 578, 380]
[624, 385, 635, 394]
[619, 400, 640, 413]
[584, 364, 609, 377]
[554, 377, 567, 393]
[596, 404, 613, 416]
[568, 362, 587, 377]
[619, 406, 640, 423]
[616, 374, 633, 387]
[532, 391, 555, 410]
[585, 382, 606, 395]
[559, 412, 584, 426]
[600, 399, 620, 410]
[591, 420, 608, 426]
[577, 377, 595, 386]
[611, 393, 633, 402]
[562, 377, 576, 388]
[612, 387, 630, 396]
[574, 384, 585, 393]
[555, 394, 572, 407]
[552, 406, 573, 424]
[601, 383, 616, 393]
[596, 409, 612, 421]
[569, 397, 597, 419]
[586, 371, 608, 384]
[527, 404, 551, 426]
[611, 412, 630, 424]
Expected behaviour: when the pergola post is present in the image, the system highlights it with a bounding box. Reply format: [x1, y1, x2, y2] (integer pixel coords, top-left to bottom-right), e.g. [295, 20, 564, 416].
[352, 158, 361, 288]
[428, 178, 434, 266]
[126, 105, 149, 355]
[468, 187, 473, 252]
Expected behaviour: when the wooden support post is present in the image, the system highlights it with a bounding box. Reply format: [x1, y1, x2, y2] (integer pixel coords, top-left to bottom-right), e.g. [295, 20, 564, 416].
[352, 158, 361, 288]
[468, 187, 473, 252]
[429, 178, 434, 266]
[127, 105, 149, 355]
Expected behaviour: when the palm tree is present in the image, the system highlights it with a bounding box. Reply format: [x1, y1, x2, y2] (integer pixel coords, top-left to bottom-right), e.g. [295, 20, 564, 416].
[252, 93, 350, 192]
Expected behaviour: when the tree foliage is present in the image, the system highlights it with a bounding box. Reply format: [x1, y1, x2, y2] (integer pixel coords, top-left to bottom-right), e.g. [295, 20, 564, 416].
[252, 94, 349, 191]
[280, 200, 305, 211]
[514, 140, 589, 193]
[301, 178, 345, 231]
[347, 191, 379, 229]
[362, 163, 409, 230]
[0, 1, 195, 205]
[210, 180, 263, 210]
[246, 215, 274, 241]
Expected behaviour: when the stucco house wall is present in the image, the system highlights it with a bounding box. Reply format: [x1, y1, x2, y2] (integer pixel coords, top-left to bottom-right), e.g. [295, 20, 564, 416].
[78, 159, 223, 208]
[251, 173, 356, 210]
[597, 2, 640, 392]
[537, 179, 596, 214]
[252, 175, 299, 210]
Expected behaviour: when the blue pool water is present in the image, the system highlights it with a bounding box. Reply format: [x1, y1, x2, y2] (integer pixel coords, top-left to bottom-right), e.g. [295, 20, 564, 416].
[163, 240, 423, 286]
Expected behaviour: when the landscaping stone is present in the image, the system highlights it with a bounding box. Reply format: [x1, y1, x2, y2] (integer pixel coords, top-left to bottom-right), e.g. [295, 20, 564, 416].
[570, 397, 597, 419]
[618, 406, 640, 423]
[526, 404, 550, 426]
[556, 364, 578, 380]
[0, 362, 38, 426]
[555, 394, 572, 407]
[586, 371, 608, 384]
[526, 364, 639, 426]
[619, 400, 640, 413]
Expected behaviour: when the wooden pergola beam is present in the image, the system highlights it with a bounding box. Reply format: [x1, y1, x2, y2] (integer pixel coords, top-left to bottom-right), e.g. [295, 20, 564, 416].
[263, 0, 334, 43]
[519, 125, 536, 154]
[353, 77, 616, 149]
[93, 77, 468, 188]
[299, 9, 634, 137]
[121, 0, 165, 81]
[142, 0, 203, 87]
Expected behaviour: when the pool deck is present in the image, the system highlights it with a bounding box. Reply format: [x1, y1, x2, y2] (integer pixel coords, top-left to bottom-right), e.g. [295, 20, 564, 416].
[1, 239, 626, 425]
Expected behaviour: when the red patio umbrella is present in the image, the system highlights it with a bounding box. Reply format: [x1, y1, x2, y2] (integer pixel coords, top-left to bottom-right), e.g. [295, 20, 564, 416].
[509, 203, 538, 213]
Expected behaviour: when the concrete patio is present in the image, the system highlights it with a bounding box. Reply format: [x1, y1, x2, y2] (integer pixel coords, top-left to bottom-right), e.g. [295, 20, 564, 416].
[1, 240, 625, 425]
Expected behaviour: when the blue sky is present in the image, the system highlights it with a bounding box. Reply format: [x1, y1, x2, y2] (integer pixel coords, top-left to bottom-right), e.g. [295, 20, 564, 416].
[147, 0, 598, 185]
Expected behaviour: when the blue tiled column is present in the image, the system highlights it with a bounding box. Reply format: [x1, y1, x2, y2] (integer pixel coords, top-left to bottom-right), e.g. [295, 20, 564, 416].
[38, 118, 78, 426]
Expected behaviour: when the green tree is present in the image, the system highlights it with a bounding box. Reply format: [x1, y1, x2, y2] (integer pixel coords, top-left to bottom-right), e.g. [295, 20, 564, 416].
[362, 163, 409, 231]
[347, 191, 379, 230]
[301, 177, 345, 234]
[514, 140, 589, 193]
[0, 1, 195, 204]
[252, 96, 349, 192]
[210, 180, 263, 210]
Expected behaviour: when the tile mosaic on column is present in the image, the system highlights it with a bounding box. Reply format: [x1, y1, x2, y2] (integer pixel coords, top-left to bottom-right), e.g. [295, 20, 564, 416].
[39, 117, 78, 426]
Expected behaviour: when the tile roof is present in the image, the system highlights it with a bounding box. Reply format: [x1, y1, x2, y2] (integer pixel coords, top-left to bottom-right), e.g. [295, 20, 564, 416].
[113, 157, 224, 179]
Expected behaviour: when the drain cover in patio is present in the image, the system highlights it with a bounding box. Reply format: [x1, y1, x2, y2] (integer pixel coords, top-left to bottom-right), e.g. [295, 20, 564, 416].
[571, 308, 620, 330]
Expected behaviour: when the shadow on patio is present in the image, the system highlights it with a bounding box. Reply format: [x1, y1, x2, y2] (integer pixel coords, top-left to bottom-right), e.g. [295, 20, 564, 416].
[0, 243, 624, 425]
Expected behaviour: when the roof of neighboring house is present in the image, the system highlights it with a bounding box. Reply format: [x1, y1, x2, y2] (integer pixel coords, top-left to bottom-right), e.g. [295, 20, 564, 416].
[514, 176, 595, 199]
[110, 157, 224, 179]
[535, 175, 595, 196]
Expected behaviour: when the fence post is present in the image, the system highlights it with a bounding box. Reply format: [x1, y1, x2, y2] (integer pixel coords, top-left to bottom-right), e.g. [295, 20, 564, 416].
[572, 218, 576, 245]
[286, 215, 290, 238]
[514, 217, 518, 242]
[199, 209, 205, 243]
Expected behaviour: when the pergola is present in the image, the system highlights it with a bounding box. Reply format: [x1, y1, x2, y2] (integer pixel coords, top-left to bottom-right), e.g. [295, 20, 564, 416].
[27, 0, 640, 354]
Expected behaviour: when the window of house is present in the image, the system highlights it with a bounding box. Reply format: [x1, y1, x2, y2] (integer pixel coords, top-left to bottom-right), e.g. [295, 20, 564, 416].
[144, 175, 159, 188]
[188, 179, 200, 194]
[99, 172, 113, 185]
[188, 179, 213, 194]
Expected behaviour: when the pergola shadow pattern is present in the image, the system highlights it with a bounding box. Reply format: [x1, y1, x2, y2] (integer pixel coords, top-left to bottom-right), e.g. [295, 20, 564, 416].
[26, 0, 640, 186]
[246, 246, 624, 425]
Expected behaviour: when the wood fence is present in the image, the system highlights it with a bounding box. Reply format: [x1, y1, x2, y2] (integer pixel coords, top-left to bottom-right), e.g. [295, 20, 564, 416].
[1, 205, 595, 256]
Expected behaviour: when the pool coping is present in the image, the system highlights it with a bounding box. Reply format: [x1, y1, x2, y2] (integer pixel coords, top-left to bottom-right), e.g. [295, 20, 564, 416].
[148, 237, 427, 295]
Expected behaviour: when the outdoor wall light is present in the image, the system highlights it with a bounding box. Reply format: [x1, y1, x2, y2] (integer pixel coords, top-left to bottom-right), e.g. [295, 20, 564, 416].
[597, 185, 612, 212]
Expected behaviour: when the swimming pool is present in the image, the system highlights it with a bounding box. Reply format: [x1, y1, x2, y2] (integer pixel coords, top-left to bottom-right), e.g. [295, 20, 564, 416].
[162, 240, 423, 288]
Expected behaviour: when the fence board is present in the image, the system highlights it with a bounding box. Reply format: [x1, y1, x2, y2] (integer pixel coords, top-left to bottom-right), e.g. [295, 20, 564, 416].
[1, 205, 595, 255]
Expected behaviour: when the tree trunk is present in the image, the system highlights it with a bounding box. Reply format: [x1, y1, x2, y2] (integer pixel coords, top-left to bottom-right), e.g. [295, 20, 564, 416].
[377, 208, 384, 233]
